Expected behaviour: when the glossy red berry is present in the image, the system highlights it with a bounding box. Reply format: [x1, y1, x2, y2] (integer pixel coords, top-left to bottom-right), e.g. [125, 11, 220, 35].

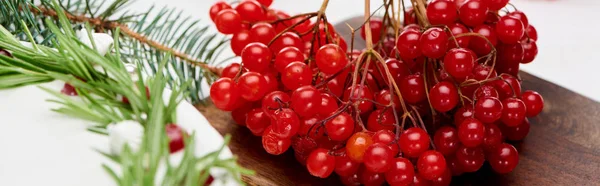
[272, 108, 300, 139]
[493, 74, 522, 99]
[420, 27, 449, 58]
[404, 8, 417, 25]
[458, 118, 486, 147]
[374, 89, 401, 110]
[396, 29, 422, 60]
[241, 42, 272, 72]
[166, 124, 186, 153]
[521, 39, 538, 64]
[417, 150, 447, 180]
[385, 157, 415, 186]
[496, 43, 524, 75]
[483, 123, 503, 151]
[290, 86, 321, 117]
[364, 143, 394, 173]
[359, 166, 386, 186]
[399, 127, 430, 157]
[500, 98, 527, 127]
[429, 81, 459, 112]
[384, 58, 411, 85]
[443, 48, 475, 79]
[496, 16, 525, 44]
[237, 72, 268, 101]
[271, 32, 303, 55]
[447, 23, 471, 48]
[282, 62, 312, 90]
[507, 11, 529, 28]
[261, 91, 289, 115]
[249, 23, 276, 45]
[472, 64, 497, 81]
[454, 106, 474, 126]
[474, 84, 499, 99]
[434, 126, 460, 156]
[521, 90, 544, 117]
[221, 63, 242, 79]
[263, 126, 291, 154]
[501, 118, 530, 141]
[475, 97, 503, 123]
[459, 0, 489, 27]
[523, 25, 538, 41]
[346, 132, 373, 162]
[246, 108, 272, 136]
[343, 85, 375, 113]
[399, 74, 427, 104]
[372, 130, 399, 156]
[307, 148, 336, 178]
[316, 44, 349, 75]
[274, 47, 305, 73]
[335, 153, 361, 177]
[431, 169, 452, 186]
[298, 116, 325, 139]
[486, 0, 509, 11]
[427, 0, 458, 26]
[209, 1, 232, 21]
[361, 18, 384, 43]
[455, 145, 485, 172]
[235, 0, 265, 23]
[367, 109, 396, 132]
[210, 78, 240, 111]
[488, 143, 519, 173]
[469, 24, 498, 56]
[231, 30, 252, 56]
[325, 113, 355, 141]
[255, 0, 272, 7]
[214, 9, 242, 34]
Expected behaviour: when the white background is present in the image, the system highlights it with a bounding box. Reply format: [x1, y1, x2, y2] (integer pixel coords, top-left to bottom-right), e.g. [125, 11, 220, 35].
[124, 0, 600, 101]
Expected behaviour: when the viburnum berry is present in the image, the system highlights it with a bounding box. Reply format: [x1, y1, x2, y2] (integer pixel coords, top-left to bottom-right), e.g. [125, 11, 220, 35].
[508, 11, 529, 28]
[262, 72, 278, 94]
[346, 132, 374, 162]
[315, 44, 349, 75]
[472, 64, 497, 81]
[500, 98, 527, 127]
[272, 108, 300, 139]
[396, 29, 422, 60]
[363, 143, 394, 173]
[230, 30, 251, 56]
[474, 84, 499, 99]
[454, 106, 474, 126]
[523, 25, 538, 41]
[209, 1, 232, 22]
[501, 118, 530, 141]
[237, 72, 268, 101]
[521, 90, 544, 117]
[447, 23, 471, 48]
[432, 169, 452, 186]
[274, 47, 305, 73]
[493, 74, 522, 99]
[298, 116, 325, 139]
[210, 78, 240, 111]
[241, 42, 272, 72]
[307, 148, 336, 178]
[446, 156, 464, 176]
[255, 0, 273, 7]
[417, 150, 447, 180]
[434, 126, 460, 156]
[488, 143, 519, 173]
[483, 122, 503, 151]
[361, 18, 384, 43]
[214, 9, 242, 34]
[335, 153, 361, 177]
[455, 145, 485, 172]
[475, 97, 503, 123]
[426, 0, 458, 26]
[420, 27, 449, 58]
[486, 0, 509, 11]
[404, 8, 417, 25]
[235, 0, 265, 23]
[221, 63, 242, 79]
[372, 130, 399, 156]
[384, 58, 411, 85]
[165, 124, 187, 153]
[282, 62, 312, 90]
[458, 118, 486, 147]
[399, 74, 427, 104]
[359, 166, 386, 186]
[443, 48, 475, 79]
[249, 23, 276, 45]
[271, 32, 304, 55]
[343, 85, 375, 113]
[521, 39, 538, 64]
[399, 127, 430, 157]
[263, 125, 291, 155]
[319, 93, 339, 116]
[325, 112, 355, 141]
[496, 16, 525, 44]
[469, 24, 498, 56]
[374, 89, 401, 110]
[429, 81, 459, 112]
[367, 109, 396, 132]
[385, 157, 415, 186]
[290, 86, 321, 117]
[496, 43, 524, 75]
[459, 0, 488, 27]
[246, 108, 272, 136]
[231, 102, 253, 126]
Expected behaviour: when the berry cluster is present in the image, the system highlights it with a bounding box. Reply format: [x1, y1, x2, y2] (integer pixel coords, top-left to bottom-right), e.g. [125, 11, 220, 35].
[209, 0, 543, 185]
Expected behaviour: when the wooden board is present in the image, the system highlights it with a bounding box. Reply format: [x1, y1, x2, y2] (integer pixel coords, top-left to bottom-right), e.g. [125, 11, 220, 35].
[196, 17, 600, 186]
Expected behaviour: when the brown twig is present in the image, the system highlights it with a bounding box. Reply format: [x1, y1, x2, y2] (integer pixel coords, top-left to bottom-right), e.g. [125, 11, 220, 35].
[30, 5, 222, 75]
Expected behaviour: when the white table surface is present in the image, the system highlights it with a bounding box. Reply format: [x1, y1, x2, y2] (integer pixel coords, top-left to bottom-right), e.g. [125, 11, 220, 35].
[125, 0, 600, 102]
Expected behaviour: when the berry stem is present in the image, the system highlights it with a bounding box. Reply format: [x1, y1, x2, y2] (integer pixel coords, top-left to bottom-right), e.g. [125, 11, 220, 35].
[410, 0, 430, 27]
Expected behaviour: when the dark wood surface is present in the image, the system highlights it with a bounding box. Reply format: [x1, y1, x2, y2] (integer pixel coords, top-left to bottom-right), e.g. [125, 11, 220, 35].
[197, 18, 600, 186]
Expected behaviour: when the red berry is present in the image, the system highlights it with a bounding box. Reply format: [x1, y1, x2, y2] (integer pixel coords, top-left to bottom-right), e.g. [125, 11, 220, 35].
[307, 148, 336, 178]
[282, 62, 312, 90]
[359, 166, 386, 186]
[492, 74, 522, 99]
[221, 63, 242, 79]
[431, 168, 452, 186]
[412, 174, 433, 186]
[458, 118, 486, 147]
[454, 106, 474, 126]
[367, 109, 397, 132]
[231, 102, 253, 126]
[496, 43, 524, 75]
[523, 25, 538, 41]
[262, 125, 291, 155]
[325, 113, 355, 141]
[500, 98, 527, 127]
[521, 39, 538, 64]
[255, 0, 272, 7]
[501, 118, 530, 141]
[272, 108, 300, 139]
[241, 42, 272, 72]
[455, 145, 485, 172]
[214, 9, 242, 34]
[443, 48, 475, 79]
[372, 130, 399, 156]
[335, 153, 361, 177]
[374, 89, 402, 110]
[246, 108, 271, 136]
[361, 18, 384, 43]
[404, 8, 417, 25]
[290, 86, 321, 117]
[316, 44, 349, 75]
[319, 93, 339, 116]
[61, 83, 78, 96]
[210, 78, 240, 111]
[399, 127, 430, 157]
[427, 0, 458, 26]
[238, 72, 268, 101]
[521, 90, 544, 117]
[474, 84, 499, 99]
[298, 116, 325, 139]
[343, 85, 375, 113]
[496, 16, 525, 44]
[483, 123, 503, 151]
[429, 81, 459, 112]
[274, 47, 305, 73]
[230, 30, 252, 56]
[469, 24, 498, 56]
[384, 58, 411, 85]
[472, 64, 497, 81]
[486, 0, 509, 11]
[385, 157, 415, 186]
[364, 143, 394, 173]
[447, 23, 471, 48]
[474, 97, 503, 123]
[420, 27, 449, 58]
[235, 0, 265, 23]
[271, 32, 303, 55]
[399, 74, 427, 104]
[209, 1, 232, 21]
[433, 126, 460, 156]
[249, 23, 276, 45]
[488, 143, 519, 173]
[459, 0, 488, 27]
[166, 124, 186, 153]
[507, 11, 529, 28]
[346, 132, 374, 162]
[417, 150, 447, 180]
[396, 29, 422, 60]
